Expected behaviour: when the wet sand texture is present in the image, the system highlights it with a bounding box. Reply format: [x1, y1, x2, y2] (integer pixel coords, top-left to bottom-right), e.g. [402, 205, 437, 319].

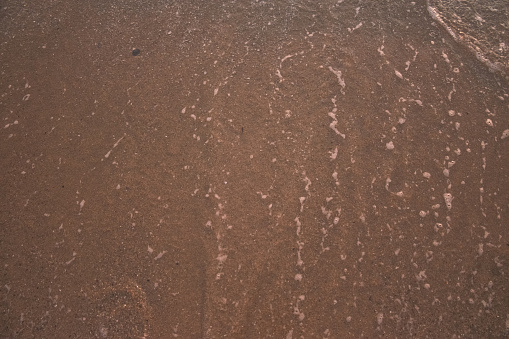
[1, 1, 509, 338]
[428, 0, 509, 80]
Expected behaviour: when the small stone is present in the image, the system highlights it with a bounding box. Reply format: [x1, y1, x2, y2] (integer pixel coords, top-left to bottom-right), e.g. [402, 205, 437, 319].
[132, 48, 141, 56]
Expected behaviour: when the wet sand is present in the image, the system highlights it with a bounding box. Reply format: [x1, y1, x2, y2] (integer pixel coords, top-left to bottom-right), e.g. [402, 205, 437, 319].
[428, 0, 509, 79]
[1, 0, 509, 338]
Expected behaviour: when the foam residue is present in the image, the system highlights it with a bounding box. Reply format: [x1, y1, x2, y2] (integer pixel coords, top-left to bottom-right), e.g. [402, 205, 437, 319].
[104, 134, 126, 159]
[501, 129, 509, 139]
[443, 192, 453, 210]
[330, 147, 338, 160]
[328, 66, 346, 94]
[427, 0, 508, 79]
[328, 109, 346, 139]
[293, 295, 306, 322]
[295, 217, 302, 236]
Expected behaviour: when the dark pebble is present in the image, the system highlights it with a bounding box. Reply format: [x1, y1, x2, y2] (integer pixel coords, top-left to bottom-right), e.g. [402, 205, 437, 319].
[132, 48, 141, 56]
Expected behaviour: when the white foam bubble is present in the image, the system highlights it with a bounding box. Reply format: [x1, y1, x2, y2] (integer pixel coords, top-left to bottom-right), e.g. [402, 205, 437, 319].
[501, 129, 509, 139]
[330, 147, 338, 160]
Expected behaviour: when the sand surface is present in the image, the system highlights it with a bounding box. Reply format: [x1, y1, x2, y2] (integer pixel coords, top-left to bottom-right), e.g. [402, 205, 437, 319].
[1, 0, 509, 337]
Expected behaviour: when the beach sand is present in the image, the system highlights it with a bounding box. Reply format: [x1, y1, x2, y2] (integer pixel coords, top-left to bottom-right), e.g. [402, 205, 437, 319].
[1, 1, 508, 337]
